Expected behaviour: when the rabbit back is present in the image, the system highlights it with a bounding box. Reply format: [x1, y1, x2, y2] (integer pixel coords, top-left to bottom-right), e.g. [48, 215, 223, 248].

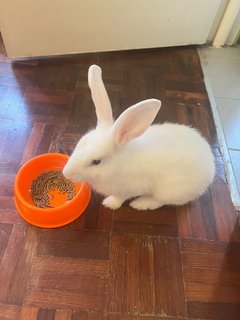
[107, 123, 215, 205]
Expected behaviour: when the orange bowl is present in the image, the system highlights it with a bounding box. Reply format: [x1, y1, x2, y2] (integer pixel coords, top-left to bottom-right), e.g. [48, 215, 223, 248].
[14, 153, 91, 228]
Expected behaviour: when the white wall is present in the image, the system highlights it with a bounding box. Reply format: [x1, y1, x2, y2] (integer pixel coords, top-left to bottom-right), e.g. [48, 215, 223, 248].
[0, 0, 223, 58]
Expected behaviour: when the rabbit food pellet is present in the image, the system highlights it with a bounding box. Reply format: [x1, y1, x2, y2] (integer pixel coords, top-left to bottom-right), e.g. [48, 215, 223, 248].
[30, 170, 76, 208]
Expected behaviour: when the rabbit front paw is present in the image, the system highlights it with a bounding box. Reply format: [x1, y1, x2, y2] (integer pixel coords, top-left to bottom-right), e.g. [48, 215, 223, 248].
[102, 196, 123, 210]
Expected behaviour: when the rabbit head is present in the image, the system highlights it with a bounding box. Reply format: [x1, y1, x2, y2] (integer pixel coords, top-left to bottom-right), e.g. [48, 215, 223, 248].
[63, 65, 161, 185]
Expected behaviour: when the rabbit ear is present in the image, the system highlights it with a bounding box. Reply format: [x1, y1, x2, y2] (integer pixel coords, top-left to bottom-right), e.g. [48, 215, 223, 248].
[88, 65, 113, 128]
[112, 99, 161, 147]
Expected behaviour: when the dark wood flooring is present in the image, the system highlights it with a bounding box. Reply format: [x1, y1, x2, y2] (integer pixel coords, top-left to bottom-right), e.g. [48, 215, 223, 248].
[0, 35, 240, 320]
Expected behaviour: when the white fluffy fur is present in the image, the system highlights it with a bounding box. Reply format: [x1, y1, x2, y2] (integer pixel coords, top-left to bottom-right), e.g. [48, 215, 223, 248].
[63, 65, 215, 210]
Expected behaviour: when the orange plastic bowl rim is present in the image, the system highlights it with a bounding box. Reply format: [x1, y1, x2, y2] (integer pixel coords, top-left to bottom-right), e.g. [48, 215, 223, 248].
[14, 153, 91, 228]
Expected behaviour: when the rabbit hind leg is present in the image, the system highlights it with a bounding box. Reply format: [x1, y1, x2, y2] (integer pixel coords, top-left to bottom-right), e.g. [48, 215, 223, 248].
[129, 196, 163, 210]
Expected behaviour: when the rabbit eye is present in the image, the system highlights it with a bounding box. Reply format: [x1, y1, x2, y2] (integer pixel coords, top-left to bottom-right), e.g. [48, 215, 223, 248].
[91, 159, 101, 166]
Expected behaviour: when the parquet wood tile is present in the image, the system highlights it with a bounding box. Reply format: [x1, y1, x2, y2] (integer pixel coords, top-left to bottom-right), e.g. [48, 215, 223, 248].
[0, 209, 24, 225]
[37, 229, 109, 260]
[0, 35, 239, 319]
[0, 304, 21, 320]
[107, 234, 186, 317]
[113, 206, 179, 236]
[0, 225, 38, 305]
[54, 309, 72, 320]
[187, 301, 240, 320]
[107, 315, 192, 320]
[0, 223, 12, 259]
[36, 308, 56, 320]
[19, 306, 39, 320]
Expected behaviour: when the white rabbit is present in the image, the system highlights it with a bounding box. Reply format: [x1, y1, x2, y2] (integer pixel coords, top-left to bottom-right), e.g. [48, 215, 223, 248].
[63, 65, 215, 210]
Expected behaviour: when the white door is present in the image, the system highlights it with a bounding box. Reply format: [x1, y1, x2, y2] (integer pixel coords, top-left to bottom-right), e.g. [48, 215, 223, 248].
[0, 0, 225, 58]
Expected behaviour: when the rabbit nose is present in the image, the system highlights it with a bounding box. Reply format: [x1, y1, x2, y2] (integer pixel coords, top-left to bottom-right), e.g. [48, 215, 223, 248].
[62, 166, 73, 180]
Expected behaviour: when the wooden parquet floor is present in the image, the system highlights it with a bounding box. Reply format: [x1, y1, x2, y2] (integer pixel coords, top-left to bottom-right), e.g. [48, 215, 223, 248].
[0, 35, 240, 320]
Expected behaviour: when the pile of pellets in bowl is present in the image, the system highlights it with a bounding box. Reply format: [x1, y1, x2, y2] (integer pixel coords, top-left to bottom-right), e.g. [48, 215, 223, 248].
[30, 170, 76, 208]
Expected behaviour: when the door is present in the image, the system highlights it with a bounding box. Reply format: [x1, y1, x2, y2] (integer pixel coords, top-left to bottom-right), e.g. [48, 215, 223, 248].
[0, 0, 225, 58]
